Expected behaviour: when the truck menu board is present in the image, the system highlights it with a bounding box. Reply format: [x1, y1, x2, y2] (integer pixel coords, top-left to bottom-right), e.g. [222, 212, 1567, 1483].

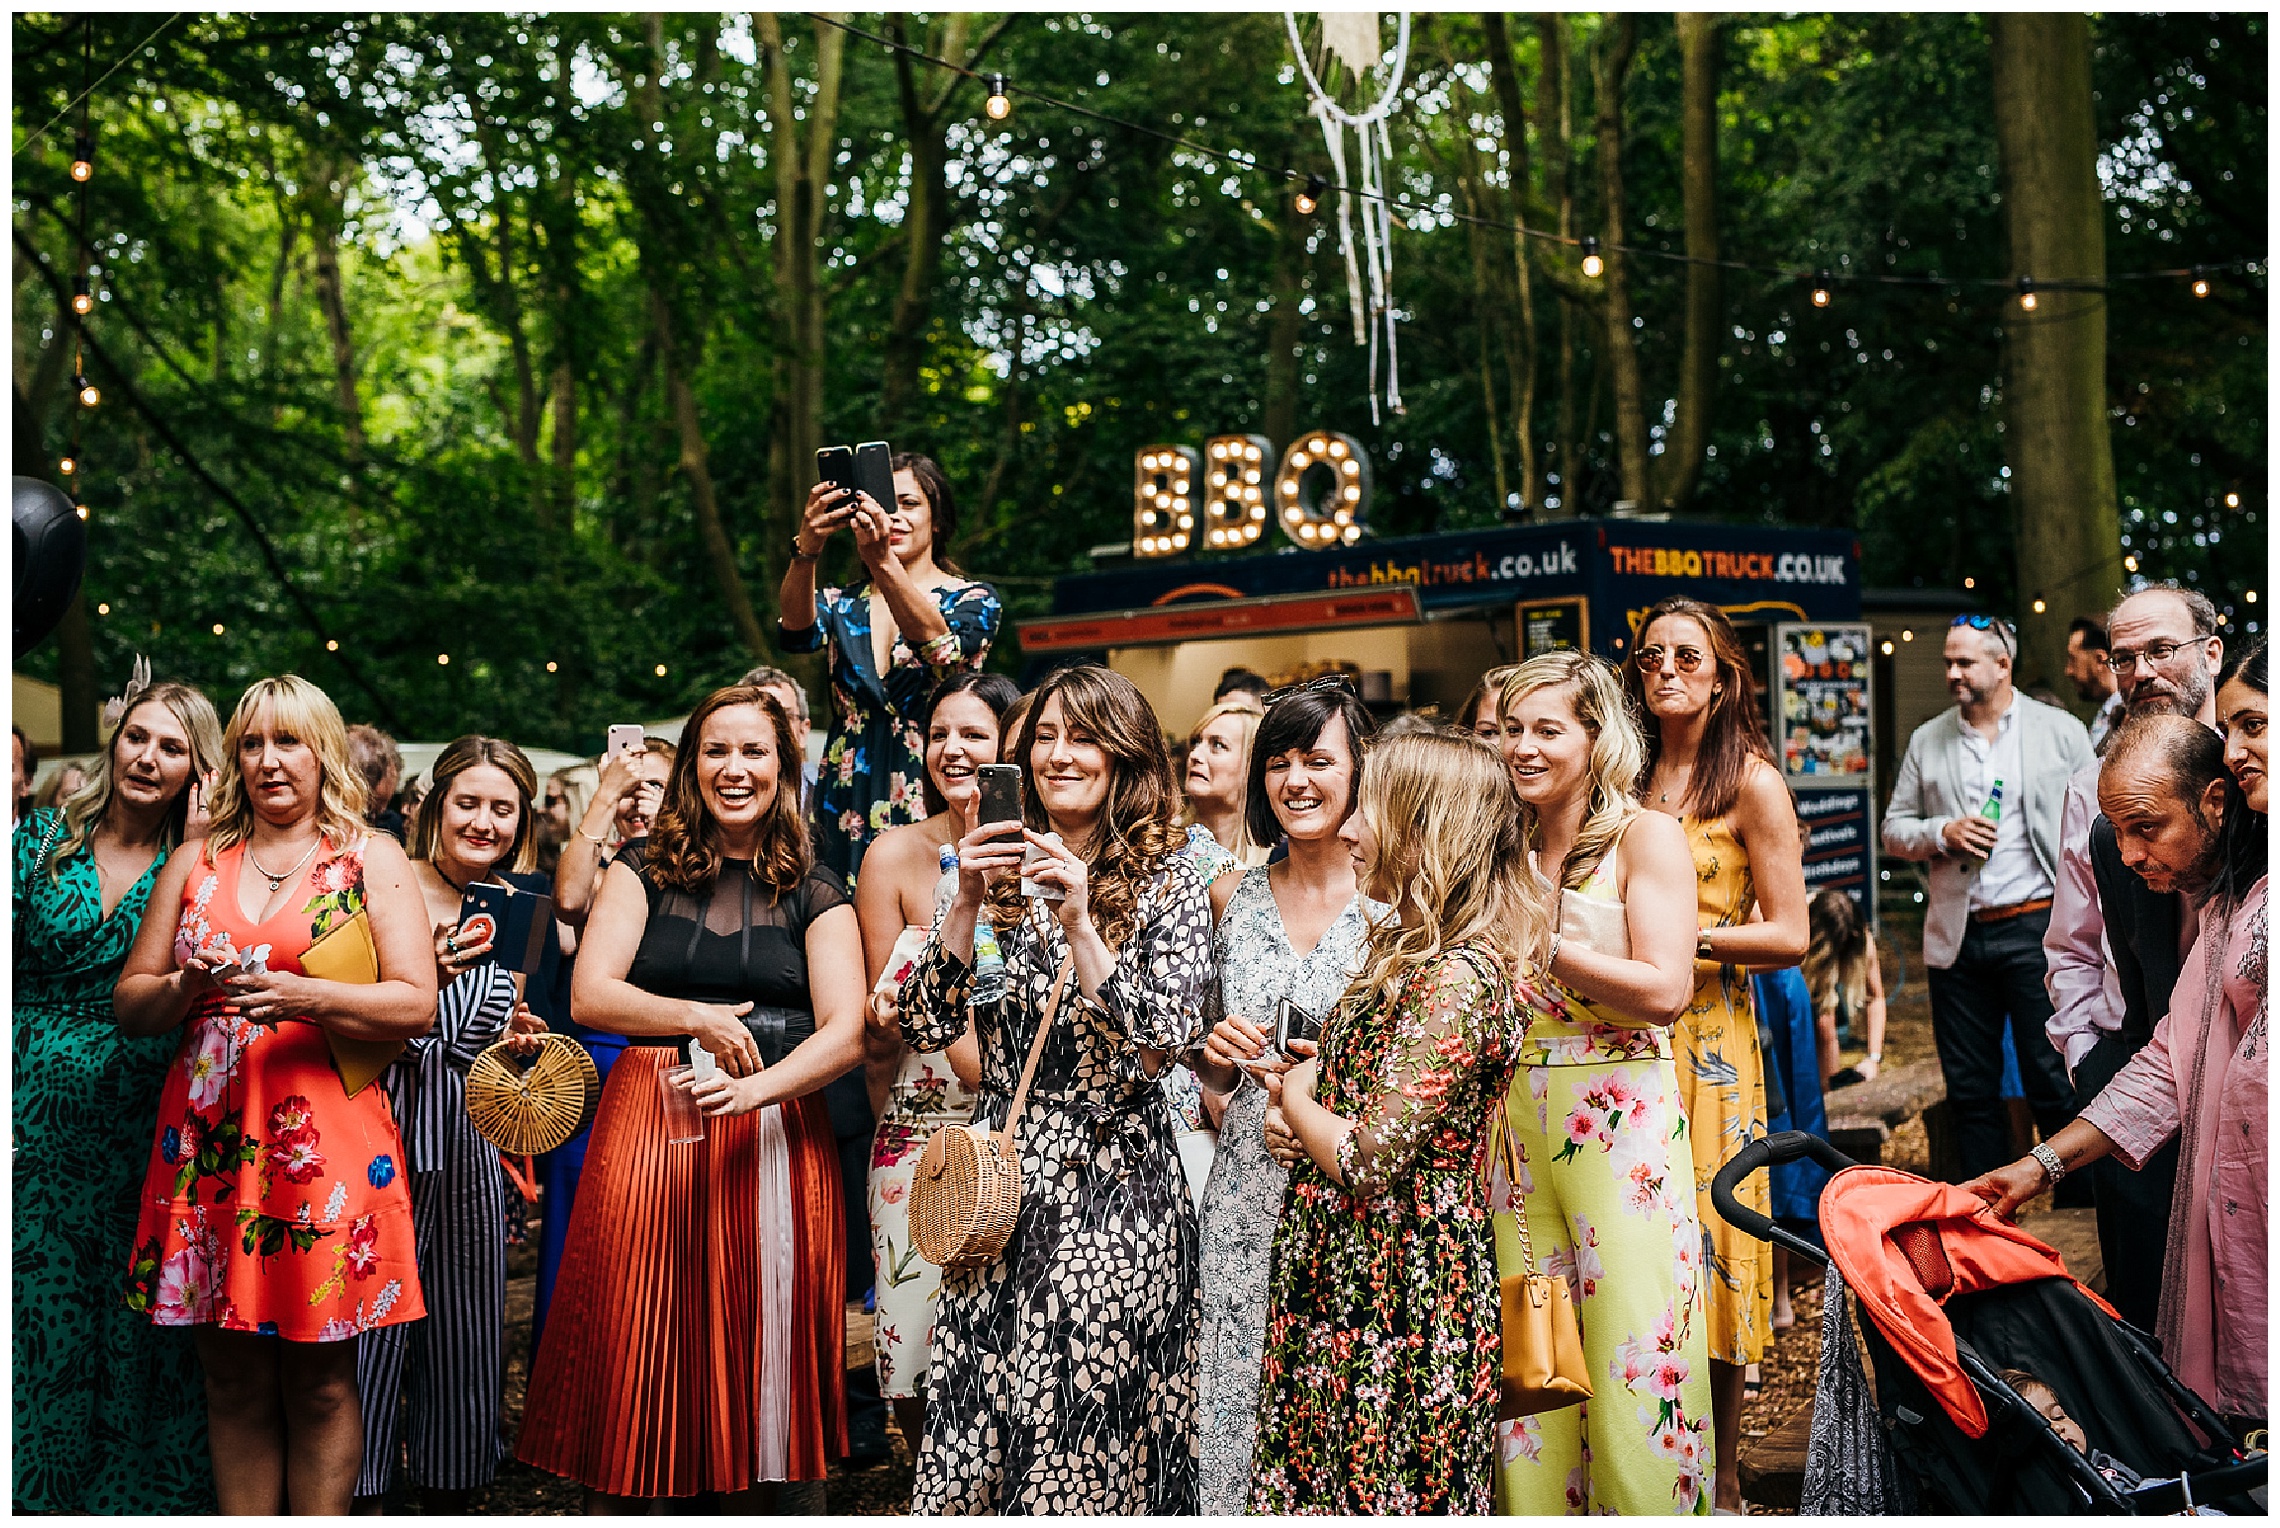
[1777, 623, 1874, 780]
[1516, 596, 1588, 658]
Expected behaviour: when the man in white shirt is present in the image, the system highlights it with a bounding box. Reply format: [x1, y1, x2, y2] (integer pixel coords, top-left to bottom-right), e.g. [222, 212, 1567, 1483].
[1881, 615, 2093, 1179]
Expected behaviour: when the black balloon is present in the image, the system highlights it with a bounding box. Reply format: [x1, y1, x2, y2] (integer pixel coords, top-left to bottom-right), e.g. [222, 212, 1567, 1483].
[14, 476, 86, 658]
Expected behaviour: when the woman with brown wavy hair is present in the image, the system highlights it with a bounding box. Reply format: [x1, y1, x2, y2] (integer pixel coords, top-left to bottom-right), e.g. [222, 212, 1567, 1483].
[516, 686, 867, 1508]
[1623, 596, 1808, 1512]
[900, 663, 1215, 1513]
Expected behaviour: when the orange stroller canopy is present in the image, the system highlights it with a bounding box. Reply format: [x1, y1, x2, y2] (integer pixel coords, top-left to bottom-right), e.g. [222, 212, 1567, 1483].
[1819, 1166, 2118, 1439]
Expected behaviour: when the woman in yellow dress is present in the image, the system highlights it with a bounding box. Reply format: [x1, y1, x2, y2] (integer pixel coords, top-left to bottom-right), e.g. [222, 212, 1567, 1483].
[1626, 598, 1808, 1513]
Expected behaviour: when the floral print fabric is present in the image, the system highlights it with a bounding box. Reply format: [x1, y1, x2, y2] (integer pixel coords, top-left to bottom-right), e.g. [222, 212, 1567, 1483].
[867, 1043, 976, 1398]
[1673, 813, 1773, 1366]
[1250, 943, 1531, 1514]
[778, 578, 1001, 882]
[12, 813, 217, 1513]
[125, 838, 425, 1341]
[899, 865, 1213, 1513]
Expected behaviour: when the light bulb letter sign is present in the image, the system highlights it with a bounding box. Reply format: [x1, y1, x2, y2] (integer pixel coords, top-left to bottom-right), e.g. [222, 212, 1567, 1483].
[1132, 444, 1200, 557]
[1275, 431, 1371, 548]
[1202, 434, 1272, 549]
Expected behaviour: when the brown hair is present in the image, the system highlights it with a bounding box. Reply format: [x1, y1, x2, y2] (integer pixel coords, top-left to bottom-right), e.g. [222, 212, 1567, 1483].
[985, 664, 1178, 947]
[409, 735, 540, 875]
[1803, 887, 1871, 1022]
[643, 686, 811, 895]
[1456, 663, 1521, 734]
[1625, 596, 1775, 823]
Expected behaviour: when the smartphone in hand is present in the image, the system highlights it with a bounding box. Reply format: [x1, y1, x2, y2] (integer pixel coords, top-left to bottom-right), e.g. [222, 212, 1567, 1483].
[1273, 998, 1322, 1061]
[974, 763, 1023, 839]
[605, 724, 645, 763]
[815, 444, 857, 495]
[854, 440, 895, 519]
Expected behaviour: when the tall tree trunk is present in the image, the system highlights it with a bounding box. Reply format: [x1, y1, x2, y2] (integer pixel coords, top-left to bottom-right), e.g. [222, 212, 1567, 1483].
[1262, 192, 1308, 454]
[758, 12, 847, 530]
[305, 155, 365, 468]
[1593, 15, 1649, 510]
[56, 590, 97, 752]
[881, 13, 971, 434]
[1656, 13, 1721, 510]
[550, 355, 575, 528]
[655, 294, 769, 658]
[1483, 12, 1539, 511]
[1539, 14, 1581, 518]
[1457, 149, 1510, 512]
[1990, 14, 2121, 694]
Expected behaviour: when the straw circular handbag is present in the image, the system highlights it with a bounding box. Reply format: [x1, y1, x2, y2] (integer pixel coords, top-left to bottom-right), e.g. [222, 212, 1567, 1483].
[911, 957, 1073, 1270]
[464, 1032, 599, 1155]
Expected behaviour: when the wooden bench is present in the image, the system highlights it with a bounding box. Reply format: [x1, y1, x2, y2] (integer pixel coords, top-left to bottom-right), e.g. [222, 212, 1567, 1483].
[1821, 1056, 1948, 1167]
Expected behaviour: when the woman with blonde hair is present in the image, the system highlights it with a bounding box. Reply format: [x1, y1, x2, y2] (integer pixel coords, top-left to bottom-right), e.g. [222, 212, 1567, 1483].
[1251, 730, 1538, 1513]
[1181, 696, 1269, 873]
[15, 674, 223, 1512]
[1489, 651, 1715, 1513]
[115, 674, 439, 1513]
[902, 663, 1214, 1513]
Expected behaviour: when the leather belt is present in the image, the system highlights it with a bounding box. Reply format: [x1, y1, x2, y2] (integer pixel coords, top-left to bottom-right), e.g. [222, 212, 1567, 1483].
[1970, 897, 2053, 925]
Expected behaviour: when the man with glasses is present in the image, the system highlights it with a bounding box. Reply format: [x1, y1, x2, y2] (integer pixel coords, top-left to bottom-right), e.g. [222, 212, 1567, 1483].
[1883, 612, 2093, 1183]
[2040, 582, 2223, 1332]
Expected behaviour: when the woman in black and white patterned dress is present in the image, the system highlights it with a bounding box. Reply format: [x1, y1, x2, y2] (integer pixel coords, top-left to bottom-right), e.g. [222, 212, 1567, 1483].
[901, 665, 1213, 1514]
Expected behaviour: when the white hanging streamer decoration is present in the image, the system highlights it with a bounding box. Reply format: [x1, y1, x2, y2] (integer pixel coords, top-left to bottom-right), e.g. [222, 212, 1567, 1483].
[1285, 11, 1411, 423]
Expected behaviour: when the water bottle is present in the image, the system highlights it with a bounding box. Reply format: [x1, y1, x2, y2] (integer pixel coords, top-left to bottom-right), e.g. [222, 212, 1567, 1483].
[945, 842, 1010, 1007]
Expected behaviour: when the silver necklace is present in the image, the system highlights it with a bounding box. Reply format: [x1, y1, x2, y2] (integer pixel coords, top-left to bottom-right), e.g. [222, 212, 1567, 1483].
[247, 835, 322, 894]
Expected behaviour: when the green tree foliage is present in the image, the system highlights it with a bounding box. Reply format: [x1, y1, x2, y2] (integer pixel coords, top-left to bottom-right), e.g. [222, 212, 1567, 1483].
[13, 12, 2265, 749]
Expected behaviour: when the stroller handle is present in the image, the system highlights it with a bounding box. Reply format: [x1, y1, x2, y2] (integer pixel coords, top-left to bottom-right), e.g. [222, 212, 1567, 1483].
[1710, 1131, 1858, 1265]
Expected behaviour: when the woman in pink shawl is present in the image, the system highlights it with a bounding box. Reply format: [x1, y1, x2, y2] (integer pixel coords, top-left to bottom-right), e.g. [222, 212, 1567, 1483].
[1969, 650, 2267, 1419]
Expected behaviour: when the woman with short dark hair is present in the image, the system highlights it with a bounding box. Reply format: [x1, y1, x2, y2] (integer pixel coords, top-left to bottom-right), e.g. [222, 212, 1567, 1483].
[778, 451, 1002, 879]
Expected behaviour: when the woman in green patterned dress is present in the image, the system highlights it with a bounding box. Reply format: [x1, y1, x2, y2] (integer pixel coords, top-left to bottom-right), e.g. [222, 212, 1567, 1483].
[1251, 731, 1542, 1513]
[13, 678, 224, 1512]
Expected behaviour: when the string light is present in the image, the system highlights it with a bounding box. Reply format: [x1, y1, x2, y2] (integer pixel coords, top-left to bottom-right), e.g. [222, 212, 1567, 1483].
[546, 661, 558, 673]
[984, 73, 1011, 121]
[2225, 491, 2241, 509]
[96, 602, 109, 616]
[2017, 276, 2038, 312]
[2192, 267, 2211, 298]
[1810, 270, 1832, 308]
[653, 663, 668, 677]
[1294, 173, 1325, 216]
[75, 374, 99, 408]
[1901, 629, 1915, 642]
[2123, 554, 2140, 573]
[1880, 639, 1895, 655]
[2031, 594, 2048, 614]
[326, 638, 340, 651]
[211, 622, 225, 636]
[69, 131, 92, 182]
[1963, 577, 1976, 590]
[57, 455, 75, 475]
[71, 276, 92, 315]
[2247, 590, 2259, 605]
[73, 500, 87, 520]
[1580, 236, 1604, 280]
[437, 653, 450, 666]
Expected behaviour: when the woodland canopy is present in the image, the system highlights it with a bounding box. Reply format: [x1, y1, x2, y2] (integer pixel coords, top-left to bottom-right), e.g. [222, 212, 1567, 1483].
[12, 12, 2266, 750]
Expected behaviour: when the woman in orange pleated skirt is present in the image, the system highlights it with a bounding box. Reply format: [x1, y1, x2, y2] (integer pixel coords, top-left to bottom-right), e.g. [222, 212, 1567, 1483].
[516, 685, 868, 1506]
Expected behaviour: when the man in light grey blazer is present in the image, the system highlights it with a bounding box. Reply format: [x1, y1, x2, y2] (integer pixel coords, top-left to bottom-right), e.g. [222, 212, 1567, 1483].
[1881, 615, 2093, 1179]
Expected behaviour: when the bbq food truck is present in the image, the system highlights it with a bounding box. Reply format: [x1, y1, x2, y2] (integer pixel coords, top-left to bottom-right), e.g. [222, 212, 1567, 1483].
[1017, 432, 1878, 910]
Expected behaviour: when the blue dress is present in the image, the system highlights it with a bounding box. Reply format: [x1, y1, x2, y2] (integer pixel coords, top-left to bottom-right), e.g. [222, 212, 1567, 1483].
[778, 578, 1000, 882]
[1752, 968, 1830, 1238]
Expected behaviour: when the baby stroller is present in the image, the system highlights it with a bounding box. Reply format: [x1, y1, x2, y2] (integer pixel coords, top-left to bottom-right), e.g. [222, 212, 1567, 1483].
[1713, 1133, 2268, 1515]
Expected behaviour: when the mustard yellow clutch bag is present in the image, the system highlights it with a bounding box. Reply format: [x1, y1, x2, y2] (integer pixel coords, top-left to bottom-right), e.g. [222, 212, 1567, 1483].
[299, 909, 402, 1098]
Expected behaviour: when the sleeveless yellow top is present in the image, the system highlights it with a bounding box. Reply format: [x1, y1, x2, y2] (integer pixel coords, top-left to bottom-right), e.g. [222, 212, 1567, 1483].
[1517, 821, 1675, 1067]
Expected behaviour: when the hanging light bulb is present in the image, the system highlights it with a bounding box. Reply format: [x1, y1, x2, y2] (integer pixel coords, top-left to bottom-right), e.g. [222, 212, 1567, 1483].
[2191, 267, 2211, 298]
[2123, 554, 2139, 573]
[69, 132, 92, 183]
[2016, 276, 2038, 312]
[984, 74, 1011, 121]
[1580, 237, 1604, 279]
[71, 276, 93, 316]
[1294, 173, 1326, 216]
[1810, 270, 1833, 309]
[326, 638, 340, 652]
[75, 374, 99, 408]
[2031, 594, 2048, 614]
[58, 455, 76, 476]
[73, 499, 87, 520]
[2225, 491, 2241, 509]
[96, 602, 109, 616]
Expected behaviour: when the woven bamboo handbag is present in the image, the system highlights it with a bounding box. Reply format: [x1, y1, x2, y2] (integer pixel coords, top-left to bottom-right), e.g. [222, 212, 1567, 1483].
[464, 1032, 599, 1156]
[910, 955, 1074, 1270]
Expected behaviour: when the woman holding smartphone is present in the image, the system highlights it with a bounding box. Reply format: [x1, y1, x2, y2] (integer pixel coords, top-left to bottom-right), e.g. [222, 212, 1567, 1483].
[778, 452, 1001, 881]
[352, 735, 548, 1514]
[114, 675, 440, 1514]
[517, 685, 866, 1507]
[1188, 678, 1383, 1515]
[1492, 653, 1715, 1514]
[901, 664, 1214, 1513]
[15, 674, 223, 1513]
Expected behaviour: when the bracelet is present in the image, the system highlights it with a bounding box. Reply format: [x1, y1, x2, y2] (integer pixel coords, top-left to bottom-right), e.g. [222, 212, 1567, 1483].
[1697, 932, 1715, 959]
[576, 825, 608, 845]
[1864, 1052, 1883, 1063]
[2030, 1141, 2068, 1186]
[791, 540, 822, 562]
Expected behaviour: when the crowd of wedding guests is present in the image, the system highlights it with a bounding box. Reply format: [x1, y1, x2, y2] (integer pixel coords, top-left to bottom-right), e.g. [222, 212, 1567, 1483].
[14, 453, 2267, 1519]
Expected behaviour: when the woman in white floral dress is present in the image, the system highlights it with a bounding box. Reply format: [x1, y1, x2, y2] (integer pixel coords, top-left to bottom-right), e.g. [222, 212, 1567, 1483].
[1190, 678, 1383, 1514]
[1490, 654, 1715, 1514]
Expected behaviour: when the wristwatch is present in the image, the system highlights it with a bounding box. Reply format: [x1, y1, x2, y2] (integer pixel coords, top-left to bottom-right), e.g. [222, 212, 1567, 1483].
[2030, 1141, 2068, 1186]
[1696, 933, 1715, 959]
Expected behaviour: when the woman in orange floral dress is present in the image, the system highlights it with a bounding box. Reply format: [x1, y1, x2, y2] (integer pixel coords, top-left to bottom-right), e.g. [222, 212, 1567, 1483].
[115, 676, 438, 1514]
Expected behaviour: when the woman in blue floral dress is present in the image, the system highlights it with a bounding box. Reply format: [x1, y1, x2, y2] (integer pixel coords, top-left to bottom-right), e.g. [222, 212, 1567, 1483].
[13, 678, 223, 1513]
[778, 452, 1001, 882]
[1251, 731, 1541, 1513]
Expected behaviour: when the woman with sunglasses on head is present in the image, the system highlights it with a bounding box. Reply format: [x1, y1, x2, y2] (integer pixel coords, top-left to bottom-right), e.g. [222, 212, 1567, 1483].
[15, 674, 224, 1514]
[1187, 676, 1383, 1514]
[901, 664, 1214, 1513]
[352, 736, 550, 1514]
[1623, 597, 1807, 1513]
[779, 452, 1003, 881]
[1487, 652, 1715, 1513]
[850, 670, 1018, 1456]
[114, 675, 441, 1514]
[1250, 730, 1538, 1513]
[517, 686, 866, 1508]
